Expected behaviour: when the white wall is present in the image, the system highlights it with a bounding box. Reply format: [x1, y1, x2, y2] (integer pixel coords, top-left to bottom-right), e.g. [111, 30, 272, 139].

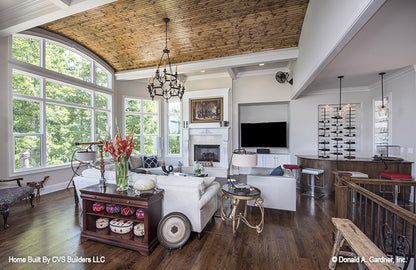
[289, 89, 373, 163]
[232, 73, 292, 150]
[185, 76, 232, 92]
[292, 0, 385, 97]
[378, 66, 416, 166]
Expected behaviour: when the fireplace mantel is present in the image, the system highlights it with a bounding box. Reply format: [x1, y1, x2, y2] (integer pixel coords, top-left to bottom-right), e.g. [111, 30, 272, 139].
[183, 127, 231, 168]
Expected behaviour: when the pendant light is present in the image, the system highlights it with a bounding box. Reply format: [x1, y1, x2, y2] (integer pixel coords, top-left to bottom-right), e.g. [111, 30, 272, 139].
[147, 18, 185, 102]
[337, 76, 344, 118]
[379, 72, 387, 114]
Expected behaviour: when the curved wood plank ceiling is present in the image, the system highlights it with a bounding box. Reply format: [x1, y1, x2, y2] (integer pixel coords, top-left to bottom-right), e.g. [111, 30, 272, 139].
[40, 0, 308, 72]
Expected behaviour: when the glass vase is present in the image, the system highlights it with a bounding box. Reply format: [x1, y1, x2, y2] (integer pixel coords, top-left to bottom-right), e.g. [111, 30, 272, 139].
[115, 157, 129, 191]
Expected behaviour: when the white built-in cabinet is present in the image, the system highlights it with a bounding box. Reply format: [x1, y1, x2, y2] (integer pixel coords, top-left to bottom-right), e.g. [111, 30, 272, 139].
[256, 154, 289, 168]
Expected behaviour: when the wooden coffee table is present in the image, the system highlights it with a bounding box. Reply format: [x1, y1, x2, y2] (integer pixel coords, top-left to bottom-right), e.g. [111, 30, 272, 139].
[220, 184, 264, 235]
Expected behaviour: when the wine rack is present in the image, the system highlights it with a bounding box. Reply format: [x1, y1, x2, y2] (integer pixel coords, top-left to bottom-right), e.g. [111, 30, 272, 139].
[318, 104, 359, 159]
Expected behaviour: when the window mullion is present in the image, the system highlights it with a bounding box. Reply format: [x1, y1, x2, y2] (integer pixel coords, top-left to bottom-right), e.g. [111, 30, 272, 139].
[40, 39, 45, 68]
[91, 61, 95, 85]
[40, 77, 47, 167]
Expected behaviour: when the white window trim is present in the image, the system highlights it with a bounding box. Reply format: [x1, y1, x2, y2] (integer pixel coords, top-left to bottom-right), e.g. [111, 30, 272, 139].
[9, 33, 114, 175]
[122, 96, 161, 155]
[165, 101, 182, 157]
[373, 93, 392, 155]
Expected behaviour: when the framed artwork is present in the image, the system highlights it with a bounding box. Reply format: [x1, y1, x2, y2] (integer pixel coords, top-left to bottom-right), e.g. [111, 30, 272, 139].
[190, 97, 223, 123]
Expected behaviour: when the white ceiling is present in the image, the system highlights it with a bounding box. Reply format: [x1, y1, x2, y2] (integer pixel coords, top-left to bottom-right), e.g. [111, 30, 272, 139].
[305, 0, 416, 93]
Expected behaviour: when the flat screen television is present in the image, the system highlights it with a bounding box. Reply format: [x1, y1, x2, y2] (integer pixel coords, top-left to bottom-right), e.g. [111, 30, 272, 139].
[240, 122, 287, 148]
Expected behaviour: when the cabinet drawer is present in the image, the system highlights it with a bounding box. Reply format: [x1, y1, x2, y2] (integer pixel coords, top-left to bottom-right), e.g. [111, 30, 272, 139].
[111, 197, 147, 208]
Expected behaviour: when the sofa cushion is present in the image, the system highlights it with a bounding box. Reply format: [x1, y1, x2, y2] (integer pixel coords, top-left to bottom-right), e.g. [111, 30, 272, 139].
[93, 157, 114, 167]
[0, 187, 34, 211]
[270, 166, 284, 176]
[202, 177, 216, 187]
[156, 175, 205, 196]
[105, 163, 116, 171]
[81, 168, 133, 181]
[143, 156, 158, 168]
[129, 155, 143, 170]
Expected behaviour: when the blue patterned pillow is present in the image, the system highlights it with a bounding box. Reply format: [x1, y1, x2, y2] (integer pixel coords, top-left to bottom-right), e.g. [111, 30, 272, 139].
[143, 156, 158, 168]
[270, 165, 284, 176]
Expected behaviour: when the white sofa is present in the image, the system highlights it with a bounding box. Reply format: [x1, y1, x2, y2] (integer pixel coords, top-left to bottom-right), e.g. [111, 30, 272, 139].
[247, 167, 296, 212]
[73, 169, 220, 234]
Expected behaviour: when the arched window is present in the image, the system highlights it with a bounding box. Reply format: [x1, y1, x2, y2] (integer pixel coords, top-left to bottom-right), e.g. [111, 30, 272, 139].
[10, 31, 113, 172]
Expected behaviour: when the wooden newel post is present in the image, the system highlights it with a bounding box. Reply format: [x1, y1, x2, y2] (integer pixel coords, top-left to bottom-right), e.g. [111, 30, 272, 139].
[334, 171, 352, 218]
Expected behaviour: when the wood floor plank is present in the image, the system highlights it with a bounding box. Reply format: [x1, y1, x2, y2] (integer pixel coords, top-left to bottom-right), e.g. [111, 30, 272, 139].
[0, 188, 359, 270]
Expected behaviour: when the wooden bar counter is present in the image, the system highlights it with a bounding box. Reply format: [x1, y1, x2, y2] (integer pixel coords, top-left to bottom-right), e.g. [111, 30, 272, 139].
[296, 155, 413, 198]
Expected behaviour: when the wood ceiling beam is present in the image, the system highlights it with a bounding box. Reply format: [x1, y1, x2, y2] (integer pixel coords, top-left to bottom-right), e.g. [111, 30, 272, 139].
[0, 0, 117, 36]
[116, 48, 299, 81]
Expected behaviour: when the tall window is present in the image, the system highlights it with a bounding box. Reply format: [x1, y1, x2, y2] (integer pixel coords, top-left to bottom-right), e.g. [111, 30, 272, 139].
[374, 96, 391, 155]
[167, 102, 181, 155]
[11, 34, 112, 171]
[124, 97, 159, 155]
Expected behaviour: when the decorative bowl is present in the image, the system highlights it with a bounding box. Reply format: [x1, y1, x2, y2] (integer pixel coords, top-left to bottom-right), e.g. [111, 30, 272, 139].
[136, 208, 145, 219]
[106, 204, 120, 214]
[96, 217, 109, 229]
[92, 202, 105, 212]
[109, 219, 133, 234]
[134, 223, 145, 236]
[120, 206, 135, 216]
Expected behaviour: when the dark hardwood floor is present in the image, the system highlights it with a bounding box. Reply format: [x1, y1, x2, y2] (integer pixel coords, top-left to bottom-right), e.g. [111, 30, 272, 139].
[0, 188, 355, 270]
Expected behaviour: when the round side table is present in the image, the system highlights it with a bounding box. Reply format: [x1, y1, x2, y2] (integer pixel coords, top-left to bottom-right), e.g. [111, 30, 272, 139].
[220, 184, 264, 235]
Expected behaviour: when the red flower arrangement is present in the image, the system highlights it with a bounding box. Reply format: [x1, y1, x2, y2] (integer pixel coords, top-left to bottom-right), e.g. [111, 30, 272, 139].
[103, 129, 134, 162]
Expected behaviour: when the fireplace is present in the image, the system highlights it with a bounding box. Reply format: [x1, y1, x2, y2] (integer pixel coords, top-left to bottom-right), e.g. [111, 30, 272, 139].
[194, 144, 220, 162]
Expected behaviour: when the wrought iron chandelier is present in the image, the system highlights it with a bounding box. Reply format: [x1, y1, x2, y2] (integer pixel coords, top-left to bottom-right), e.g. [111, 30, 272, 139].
[148, 18, 185, 102]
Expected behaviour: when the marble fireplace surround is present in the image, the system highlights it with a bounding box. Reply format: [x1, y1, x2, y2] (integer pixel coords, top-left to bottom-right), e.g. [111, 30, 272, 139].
[183, 127, 230, 168]
[181, 88, 231, 174]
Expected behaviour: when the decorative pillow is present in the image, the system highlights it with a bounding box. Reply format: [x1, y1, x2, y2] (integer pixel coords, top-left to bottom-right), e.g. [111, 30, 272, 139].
[143, 156, 158, 168]
[129, 155, 143, 170]
[270, 166, 284, 176]
[202, 177, 216, 187]
[133, 178, 156, 191]
[283, 168, 294, 177]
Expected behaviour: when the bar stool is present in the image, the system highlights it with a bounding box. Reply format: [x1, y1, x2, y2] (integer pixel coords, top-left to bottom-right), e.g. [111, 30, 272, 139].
[380, 172, 413, 205]
[283, 164, 301, 188]
[302, 168, 325, 198]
